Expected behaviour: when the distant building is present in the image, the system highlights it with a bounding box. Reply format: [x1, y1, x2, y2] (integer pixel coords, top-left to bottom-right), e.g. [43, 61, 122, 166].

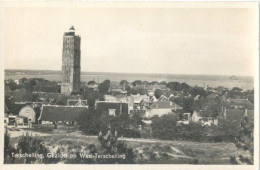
[61, 26, 81, 94]
[191, 110, 218, 126]
[96, 101, 128, 116]
[226, 98, 254, 110]
[146, 101, 182, 118]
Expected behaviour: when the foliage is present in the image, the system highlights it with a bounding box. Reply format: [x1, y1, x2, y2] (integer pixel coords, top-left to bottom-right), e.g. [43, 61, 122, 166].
[132, 80, 142, 86]
[78, 108, 110, 135]
[176, 122, 208, 142]
[169, 97, 194, 113]
[4, 130, 15, 164]
[151, 114, 178, 140]
[231, 115, 254, 164]
[16, 132, 50, 163]
[154, 89, 163, 99]
[119, 80, 129, 86]
[98, 80, 110, 94]
[189, 87, 207, 97]
[97, 130, 135, 163]
[166, 82, 190, 91]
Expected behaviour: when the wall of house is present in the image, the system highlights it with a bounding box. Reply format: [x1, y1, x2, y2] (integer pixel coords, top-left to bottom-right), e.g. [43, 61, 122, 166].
[191, 111, 201, 122]
[19, 106, 36, 123]
[147, 109, 172, 118]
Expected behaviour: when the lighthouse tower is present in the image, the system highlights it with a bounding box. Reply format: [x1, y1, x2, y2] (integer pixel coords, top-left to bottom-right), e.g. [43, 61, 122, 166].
[61, 26, 81, 94]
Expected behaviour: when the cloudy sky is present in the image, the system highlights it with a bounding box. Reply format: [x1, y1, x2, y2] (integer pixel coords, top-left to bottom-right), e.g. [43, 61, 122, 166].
[3, 2, 258, 76]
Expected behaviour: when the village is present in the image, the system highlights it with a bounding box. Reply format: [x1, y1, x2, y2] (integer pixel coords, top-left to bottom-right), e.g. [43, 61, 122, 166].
[4, 77, 254, 140]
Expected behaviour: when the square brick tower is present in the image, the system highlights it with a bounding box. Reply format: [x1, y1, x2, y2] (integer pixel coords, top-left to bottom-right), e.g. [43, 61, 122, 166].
[61, 26, 81, 94]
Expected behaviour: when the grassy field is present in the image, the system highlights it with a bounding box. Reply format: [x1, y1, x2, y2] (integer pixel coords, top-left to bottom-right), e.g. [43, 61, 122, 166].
[7, 125, 239, 164]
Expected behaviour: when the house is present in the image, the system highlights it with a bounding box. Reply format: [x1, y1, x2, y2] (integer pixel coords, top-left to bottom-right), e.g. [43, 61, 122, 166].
[226, 98, 254, 110]
[19, 105, 36, 123]
[5, 114, 30, 128]
[96, 101, 128, 116]
[146, 101, 182, 118]
[38, 105, 88, 124]
[191, 110, 218, 126]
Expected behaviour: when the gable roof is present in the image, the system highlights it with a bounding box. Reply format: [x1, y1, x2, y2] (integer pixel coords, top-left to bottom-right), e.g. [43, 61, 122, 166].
[39, 105, 88, 121]
[207, 93, 219, 99]
[150, 101, 182, 110]
[67, 100, 88, 106]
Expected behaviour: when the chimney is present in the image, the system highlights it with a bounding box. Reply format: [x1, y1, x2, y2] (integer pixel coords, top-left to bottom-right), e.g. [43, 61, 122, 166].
[244, 109, 248, 117]
[224, 107, 227, 120]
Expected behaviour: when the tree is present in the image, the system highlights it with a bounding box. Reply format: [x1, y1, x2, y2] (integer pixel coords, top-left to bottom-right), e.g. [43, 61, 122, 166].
[97, 130, 135, 163]
[98, 80, 110, 94]
[176, 122, 208, 141]
[159, 81, 167, 85]
[77, 108, 109, 135]
[119, 80, 129, 86]
[231, 115, 254, 164]
[151, 81, 158, 85]
[154, 89, 163, 99]
[151, 114, 178, 140]
[16, 132, 52, 163]
[132, 80, 142, 86]
[166, 82, 181, 91]
[189, 87, 207, 97]
[4, 130, 15, 163]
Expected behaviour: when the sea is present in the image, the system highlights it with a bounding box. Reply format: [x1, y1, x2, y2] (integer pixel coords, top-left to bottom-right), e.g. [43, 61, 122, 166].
[4, 70, 254, 90]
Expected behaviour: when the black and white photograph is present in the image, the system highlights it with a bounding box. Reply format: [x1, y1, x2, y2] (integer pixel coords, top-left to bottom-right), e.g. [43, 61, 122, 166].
[0, 1, 259, 169]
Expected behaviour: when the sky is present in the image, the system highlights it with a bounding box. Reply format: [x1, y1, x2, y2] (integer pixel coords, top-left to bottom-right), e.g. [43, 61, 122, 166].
[3, 3, 258, 76]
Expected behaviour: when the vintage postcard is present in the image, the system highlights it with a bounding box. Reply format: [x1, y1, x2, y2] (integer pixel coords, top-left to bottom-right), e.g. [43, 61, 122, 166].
[0, 1, 259, 170]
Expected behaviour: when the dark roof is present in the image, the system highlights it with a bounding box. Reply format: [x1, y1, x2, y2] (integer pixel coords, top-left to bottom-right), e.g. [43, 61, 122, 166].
[150, 101, 182, 110]
[39, 105, 87, 121]
[36, 92, 64, 100]
[6, 103, 27, 115]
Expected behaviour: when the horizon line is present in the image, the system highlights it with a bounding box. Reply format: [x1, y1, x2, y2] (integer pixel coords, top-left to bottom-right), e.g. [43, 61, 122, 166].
[4, 68, 254, 77]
